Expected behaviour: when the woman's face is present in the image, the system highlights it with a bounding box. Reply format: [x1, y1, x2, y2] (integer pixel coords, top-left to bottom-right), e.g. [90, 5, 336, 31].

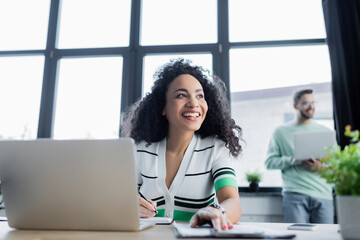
[163, 74, 208, 134]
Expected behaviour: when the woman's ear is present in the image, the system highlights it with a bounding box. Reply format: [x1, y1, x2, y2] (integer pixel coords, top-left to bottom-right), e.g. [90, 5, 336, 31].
[162, 110, 166, 116]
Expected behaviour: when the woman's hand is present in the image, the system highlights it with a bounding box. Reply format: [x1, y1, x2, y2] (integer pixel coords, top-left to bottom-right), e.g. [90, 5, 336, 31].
[139, 197, 158, 218]
[190, 186, 241, 230]
[190, 206, 233, 231]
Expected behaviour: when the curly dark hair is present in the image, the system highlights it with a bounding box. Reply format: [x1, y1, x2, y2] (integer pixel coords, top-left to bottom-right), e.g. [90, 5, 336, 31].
[121, 58, 243, 157]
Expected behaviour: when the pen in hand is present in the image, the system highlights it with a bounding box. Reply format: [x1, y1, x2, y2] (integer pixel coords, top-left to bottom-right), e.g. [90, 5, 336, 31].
[139, 192, 158, 214]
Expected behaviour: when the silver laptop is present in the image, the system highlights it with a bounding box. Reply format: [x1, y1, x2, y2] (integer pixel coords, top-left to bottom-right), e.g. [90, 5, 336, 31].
[0, 138, 154, 231]
[293, 131, 337, 161]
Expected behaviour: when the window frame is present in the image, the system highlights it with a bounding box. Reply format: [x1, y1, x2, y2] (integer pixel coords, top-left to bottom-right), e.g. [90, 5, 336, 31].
[0, 0, 328, 190]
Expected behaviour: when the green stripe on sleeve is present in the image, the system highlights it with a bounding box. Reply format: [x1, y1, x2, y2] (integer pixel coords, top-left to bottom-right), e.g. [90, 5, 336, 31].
[174, 210, 196, 222]
[215, 177, 238, 192]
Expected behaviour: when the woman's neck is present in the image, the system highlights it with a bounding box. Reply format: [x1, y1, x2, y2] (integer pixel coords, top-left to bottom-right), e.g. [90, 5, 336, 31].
[166, 130, 194, 155]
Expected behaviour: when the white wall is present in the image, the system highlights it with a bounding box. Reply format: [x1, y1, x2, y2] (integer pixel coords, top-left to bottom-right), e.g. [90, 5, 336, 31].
[239, 194, 284, 222]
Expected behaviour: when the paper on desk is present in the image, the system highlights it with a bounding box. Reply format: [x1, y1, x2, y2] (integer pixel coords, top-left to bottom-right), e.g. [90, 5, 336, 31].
[173, 222, 213, 237]
[140, 217, 173, 225]
[255, 227, 296, 239]
[173, 222, 296, 239]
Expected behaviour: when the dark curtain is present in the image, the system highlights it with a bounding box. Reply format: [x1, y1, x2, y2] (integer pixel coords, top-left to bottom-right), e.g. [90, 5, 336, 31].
[322, 0, 360, 148]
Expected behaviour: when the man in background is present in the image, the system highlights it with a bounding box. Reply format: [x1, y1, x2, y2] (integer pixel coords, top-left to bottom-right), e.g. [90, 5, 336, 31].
[265, 89, 333, 223]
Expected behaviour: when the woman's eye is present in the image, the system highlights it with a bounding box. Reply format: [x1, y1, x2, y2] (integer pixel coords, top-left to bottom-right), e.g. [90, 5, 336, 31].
[176, 93, 186, 98]
[197, 94, 204, 99]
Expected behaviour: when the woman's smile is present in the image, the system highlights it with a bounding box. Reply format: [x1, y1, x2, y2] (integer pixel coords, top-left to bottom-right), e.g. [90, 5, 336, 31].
[182, 110, 201, 120]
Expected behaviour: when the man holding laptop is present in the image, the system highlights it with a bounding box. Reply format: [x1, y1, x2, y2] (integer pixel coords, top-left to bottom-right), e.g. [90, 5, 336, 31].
[265, 89, 334, 224]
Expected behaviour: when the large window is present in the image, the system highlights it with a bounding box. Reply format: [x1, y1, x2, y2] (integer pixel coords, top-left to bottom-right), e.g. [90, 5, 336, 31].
[0, 0, 50, 50]
[0, 56, 44, 139]
[0, 0, 50, 138]
[140, 0, 217, 45]
[53, 57, 123, 139]
[228, 0, 332, 186]
[230, 45, 331, 92]
[229, 0, 326, 42]
[0, 0, 332, 187]
[57, 0, 131, 48]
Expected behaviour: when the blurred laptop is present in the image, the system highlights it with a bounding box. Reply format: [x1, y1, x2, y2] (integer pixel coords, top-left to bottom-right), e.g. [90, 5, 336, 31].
[0, 138, 155, 231]
[293, 130, 337, 162]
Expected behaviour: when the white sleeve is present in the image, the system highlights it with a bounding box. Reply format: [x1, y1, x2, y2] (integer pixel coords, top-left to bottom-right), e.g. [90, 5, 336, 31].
[211, 139, 238, 192]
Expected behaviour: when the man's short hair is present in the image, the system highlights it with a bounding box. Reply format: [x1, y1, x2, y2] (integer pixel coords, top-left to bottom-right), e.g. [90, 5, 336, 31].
[293, 89, 313, 104]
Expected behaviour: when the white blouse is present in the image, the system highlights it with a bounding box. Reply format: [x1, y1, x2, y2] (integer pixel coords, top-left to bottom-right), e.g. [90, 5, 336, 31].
[135, 134, 238, 221]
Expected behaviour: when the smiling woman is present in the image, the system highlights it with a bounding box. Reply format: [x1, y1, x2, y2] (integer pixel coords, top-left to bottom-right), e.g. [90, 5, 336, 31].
[122, 59, 242, 156]
[163, 74, 208, 134]
[121, 58, 243, 231]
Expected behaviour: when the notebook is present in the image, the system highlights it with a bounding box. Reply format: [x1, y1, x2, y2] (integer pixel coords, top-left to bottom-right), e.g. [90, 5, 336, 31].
[173, 222, 296, 239]
[0, 138, 155, 231]
[293, 130, 337, 162]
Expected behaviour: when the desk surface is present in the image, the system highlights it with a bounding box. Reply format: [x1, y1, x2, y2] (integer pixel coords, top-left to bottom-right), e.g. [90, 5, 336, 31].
[0, 221, 341, 240]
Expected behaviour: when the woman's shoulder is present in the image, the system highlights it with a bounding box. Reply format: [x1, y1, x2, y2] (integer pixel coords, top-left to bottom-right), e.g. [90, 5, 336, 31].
[196, 135, 226, 149]
[135, 140, 160, 150]
[135, 140, 161, 163]
[197, 135, 235, 161]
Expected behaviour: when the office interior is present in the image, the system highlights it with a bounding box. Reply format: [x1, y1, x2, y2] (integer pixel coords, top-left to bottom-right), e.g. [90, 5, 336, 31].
[0, 0, 359, 223]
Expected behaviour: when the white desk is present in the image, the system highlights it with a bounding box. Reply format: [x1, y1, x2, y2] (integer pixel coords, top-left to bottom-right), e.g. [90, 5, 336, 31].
[0, 221, 341, 240]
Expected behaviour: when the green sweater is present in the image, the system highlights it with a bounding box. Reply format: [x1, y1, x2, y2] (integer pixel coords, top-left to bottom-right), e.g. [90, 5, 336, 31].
[265, 121, 333, 200]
